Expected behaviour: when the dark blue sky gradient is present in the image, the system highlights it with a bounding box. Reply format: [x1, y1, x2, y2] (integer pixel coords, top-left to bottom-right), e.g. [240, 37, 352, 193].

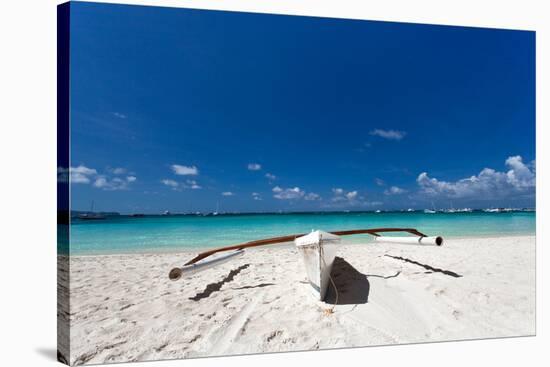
[69, 2, 535, 213]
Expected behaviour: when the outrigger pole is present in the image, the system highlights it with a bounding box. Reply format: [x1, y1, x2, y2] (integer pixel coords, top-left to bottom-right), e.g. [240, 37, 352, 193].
[168, 228, 443, 281]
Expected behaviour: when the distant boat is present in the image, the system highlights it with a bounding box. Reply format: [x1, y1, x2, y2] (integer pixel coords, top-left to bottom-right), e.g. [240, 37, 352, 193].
[162, 210, 171, 216]
[443, 202, 457, 213]
[424, 201, 437, 214]
[207, 202, 220, 216]
[77, 200, 106, 220]
[77, 212, 106, 220]
[407, 208, 414, 212]
[375, 210, 381, 213]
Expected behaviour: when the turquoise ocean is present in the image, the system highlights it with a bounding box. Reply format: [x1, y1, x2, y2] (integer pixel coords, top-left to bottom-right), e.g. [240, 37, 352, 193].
[65, 211, 535, 255]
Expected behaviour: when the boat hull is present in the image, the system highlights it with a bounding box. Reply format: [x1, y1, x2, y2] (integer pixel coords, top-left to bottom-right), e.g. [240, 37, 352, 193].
[295, 231, 340, 301]
[374, 235, 443, 246]
[169, 249, 245, 280]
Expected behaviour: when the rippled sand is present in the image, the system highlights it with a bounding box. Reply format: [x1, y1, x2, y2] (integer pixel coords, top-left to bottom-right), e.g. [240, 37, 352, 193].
[59, 235, 535, 365]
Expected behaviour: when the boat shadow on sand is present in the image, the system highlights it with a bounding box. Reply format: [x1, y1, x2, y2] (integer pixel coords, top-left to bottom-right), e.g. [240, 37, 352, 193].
[189, 264, 252, 301]
[324, 257, 401, 305]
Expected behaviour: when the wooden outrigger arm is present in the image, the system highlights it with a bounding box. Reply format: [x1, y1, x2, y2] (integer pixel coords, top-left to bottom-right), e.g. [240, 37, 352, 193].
[168, 228, 443, 281]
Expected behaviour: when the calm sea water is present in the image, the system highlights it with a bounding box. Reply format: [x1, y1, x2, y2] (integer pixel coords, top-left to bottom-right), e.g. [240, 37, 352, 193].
[64, 211, 535, 255]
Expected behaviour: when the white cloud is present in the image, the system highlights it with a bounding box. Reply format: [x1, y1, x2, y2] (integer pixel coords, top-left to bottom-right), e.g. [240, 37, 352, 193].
[93, 177, 108, 188]
[370, 129, 406, 141]
[113, 112, 127, 119]
[271, 186, 319, 201]
[273, 186, 304, 200]
[332, 188, 344, 195]
[71, 165, 98, 175]
[185, 179, 202, 189]
[305, 192, 321, 201]
[505, 156, 536, 188]
[64, 165, 136, 190]
[222, 191, 234, 196]
[70, 170, 91, 184]
[252, 192, 262, 201]
[416, 155, 535, 200]
[331, 188, 361, 204]
[171, 164, 198, 176]
[375, 178, 385, 186]
[162, 179, 201, 190]
[161, 179, 179, 188]
[384, 186, 406, 195]
[111, 167, 127, 175]
[57, 167, 69, 183]
[69, 165, 97, 184]
[248, 163, 262, 171]
[356, 142, 372, 153]
[346, 191, 358, 200]
[324, 187, 381, 208]
[265, 173, 276, 181]
[93, 176, 132, 191]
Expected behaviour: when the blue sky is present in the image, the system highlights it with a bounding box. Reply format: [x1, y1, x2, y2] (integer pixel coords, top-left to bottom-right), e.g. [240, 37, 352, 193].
[67, 2, 535, 214]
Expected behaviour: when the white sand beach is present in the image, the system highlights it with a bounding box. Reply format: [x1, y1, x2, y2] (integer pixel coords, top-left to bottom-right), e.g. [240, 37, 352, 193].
[62, 235, 535, 365]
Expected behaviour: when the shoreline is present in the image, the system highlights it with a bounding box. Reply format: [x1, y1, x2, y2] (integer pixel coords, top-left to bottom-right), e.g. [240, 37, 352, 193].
[64, 235, 536, 365]
[70, 210, 537, 219]
[65, 233, 536, 258]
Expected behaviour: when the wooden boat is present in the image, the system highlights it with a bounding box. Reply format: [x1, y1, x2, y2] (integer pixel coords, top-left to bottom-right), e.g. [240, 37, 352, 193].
[168, 228, 443, 301]
[295, 230, 340, 300]
[294, 230, 442, 300]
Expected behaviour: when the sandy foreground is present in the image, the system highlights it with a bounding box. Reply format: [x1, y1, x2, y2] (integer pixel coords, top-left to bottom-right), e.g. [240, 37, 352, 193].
[59, 235, 535, 365]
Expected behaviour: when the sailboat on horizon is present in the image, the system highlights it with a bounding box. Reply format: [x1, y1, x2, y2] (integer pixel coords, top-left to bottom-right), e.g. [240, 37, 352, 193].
[424, 201, 437, 214]
[206, 202, 220, 216]
[77, 200, 106, 220]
